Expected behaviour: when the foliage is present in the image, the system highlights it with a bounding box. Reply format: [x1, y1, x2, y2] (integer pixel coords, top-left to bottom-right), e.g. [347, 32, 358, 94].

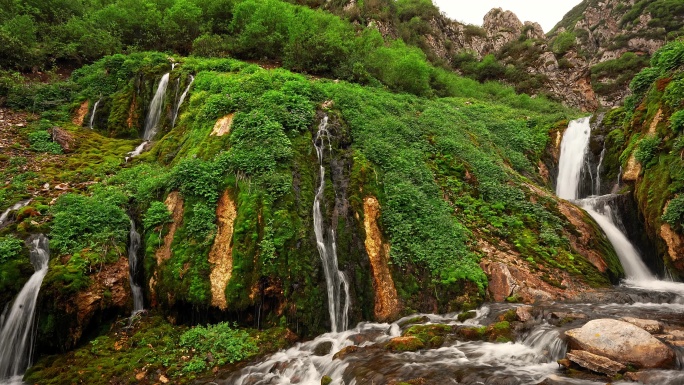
[178, 322, 258, 370]
[551, 32, 576, 55]
[634, 135, 661, 166]
[185, 202, 217, 244]
[50, 190, 129, 255]
[28, 130, 63, 154]
[0, 236, 23, 264]
[143, 201, 172, 230]
[662, 195, 684, 228]
[671, 110, 684, 132]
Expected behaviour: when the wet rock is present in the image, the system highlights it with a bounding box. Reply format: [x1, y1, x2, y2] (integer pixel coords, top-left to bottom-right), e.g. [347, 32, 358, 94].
[619, 317, 663, 334]
[566, 349, 626, 376]
[320, 375, 332, 385]
[483, 262, 515, 302]
[397, 316, 429, 328]
[332, 346, 358, 360]
[402, 324, 451, 348]
[456, 326, 486, 341]
[515, 305, 533, 322]
[565, 319, 675, 369]
[385, 336, 424, 352]
[458, 310, 477, 322]
[313, 341, 333, 356]
[548, 312, 587, 326]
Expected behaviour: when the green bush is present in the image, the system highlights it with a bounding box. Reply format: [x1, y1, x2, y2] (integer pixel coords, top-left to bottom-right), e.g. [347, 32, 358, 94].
[50, 191, 129, 255]
[663, 78, 684, 108]
[634, 135, 662, 166]
[671, 110, 684, 132]
[663, 194, 684, 228]
[143, 201, 172, 230]
[28, 130, 63, 154]
[179, 322, 258, 371]
[551, 32, 576, 55]
[185, 202, 217, 244]
[0, 236, 23, 264]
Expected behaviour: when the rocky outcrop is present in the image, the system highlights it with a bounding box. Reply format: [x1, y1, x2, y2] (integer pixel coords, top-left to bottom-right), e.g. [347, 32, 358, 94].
[208, 190, 237, 310]
[565, 319, 675, 369]
[155, 191, 184, 265]
[482, 8, 523, 52]
[660, 222, 684, 271]
[49, 127, 75, 152]
[363, 196, 400, 322]
[211, 114, 234, 137]
[72, 101, 89, 126]
[557, 200, 609, 273]
[566, 349, 626, 376]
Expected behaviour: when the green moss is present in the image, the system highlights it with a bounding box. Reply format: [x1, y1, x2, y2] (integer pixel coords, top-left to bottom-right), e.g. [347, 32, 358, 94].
[402, 324, 452, 348]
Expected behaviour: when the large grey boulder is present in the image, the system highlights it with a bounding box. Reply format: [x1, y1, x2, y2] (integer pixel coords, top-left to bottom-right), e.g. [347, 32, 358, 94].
[565, 319, 675, 369]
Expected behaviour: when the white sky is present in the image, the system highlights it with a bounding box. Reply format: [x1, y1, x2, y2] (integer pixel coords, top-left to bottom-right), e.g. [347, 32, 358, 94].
[432, 1, 583, 33]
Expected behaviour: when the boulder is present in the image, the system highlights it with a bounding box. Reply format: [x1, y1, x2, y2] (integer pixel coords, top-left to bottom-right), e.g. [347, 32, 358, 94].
[565, 319, 675, 369]
[566, 349, 626, 376]
[619, 317, 663, 334]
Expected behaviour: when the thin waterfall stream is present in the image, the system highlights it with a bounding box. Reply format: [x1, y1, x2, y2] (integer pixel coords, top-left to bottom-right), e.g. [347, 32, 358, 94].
[313, 115, 350, 333]
[0, 234, 50, 384]
[171, 75, 194, 128]
[128, 220, 144, 315]
[88, 98, 101, 130]
[143, 73, 170, 141]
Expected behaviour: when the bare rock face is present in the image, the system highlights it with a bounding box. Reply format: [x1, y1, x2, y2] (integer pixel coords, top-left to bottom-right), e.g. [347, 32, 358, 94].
[483, 8, 523, 52]
[566, 349, 626, 376]
[565, 319, 675, 369]
[208, 190, 237, 310]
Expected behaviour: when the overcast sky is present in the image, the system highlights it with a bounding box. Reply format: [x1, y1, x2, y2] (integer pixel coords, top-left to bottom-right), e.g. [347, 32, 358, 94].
[432, 1, 583, 33]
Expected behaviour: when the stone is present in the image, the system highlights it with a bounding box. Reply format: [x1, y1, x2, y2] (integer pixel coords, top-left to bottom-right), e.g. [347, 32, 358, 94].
[515, 306, 533, 322]
[332, 346, 358, 360]
[565, 319, 675, 369]
[211, 114, 234, 136]
[566, 349, 626, 376]
[313, 341, 333, 356]
[50, 126, 75, 152]
[484, 262, 516, 302]
[385, 336, 425, 352]
[619, 317, 663, 334]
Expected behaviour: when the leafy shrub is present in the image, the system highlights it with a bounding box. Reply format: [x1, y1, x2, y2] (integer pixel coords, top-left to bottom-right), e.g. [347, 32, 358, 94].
[185, 202, 217, 244]
[671, 110, 684, 132]
[634, 135, 661, 166]
[650, 39, 684, 73]
[663, 78, 684, 108]
[662, 194, 684, 228]
[179, 322, 258, 371]
[51, 191, 129, 255]
[192, 34, 230, 58]
[0, 236, 23, 263]
[143, 201, 172, 230]
[28, 130, 62, 154]
[551, 32, 576, 55]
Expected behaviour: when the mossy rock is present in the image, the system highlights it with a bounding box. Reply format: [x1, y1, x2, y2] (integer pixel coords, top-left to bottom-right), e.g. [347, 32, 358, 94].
[456, 326, 487, 341]
[321, 375, 332, 385]
[397, 316, 429, 328]
[457, 310, 477, 322]
[402, 324, 452, 349]
[385, 336, 425, 352]
[485, 321, 513, 342]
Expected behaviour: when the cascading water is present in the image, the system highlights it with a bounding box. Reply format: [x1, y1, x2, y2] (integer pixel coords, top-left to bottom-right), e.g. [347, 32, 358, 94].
[128, 220, 144, 314]
[556, 117, 684, 294]
[556, 117, 592, 200]
[89, 98, 101, 130]
[143, 73, 170, 141]
[171, 75, 194, 128]
[0, 234, 50, 383]
[313, 115, 350, 333]
[0, 199, 31, 229]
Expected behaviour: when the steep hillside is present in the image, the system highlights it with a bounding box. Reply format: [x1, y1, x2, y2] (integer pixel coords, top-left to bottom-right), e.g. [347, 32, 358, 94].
[0, 48, 625, 381]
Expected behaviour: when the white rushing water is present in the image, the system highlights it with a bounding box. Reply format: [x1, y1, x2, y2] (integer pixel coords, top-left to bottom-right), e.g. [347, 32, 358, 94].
[227, 308, 569, 385]
[128, 220, 144, 314]
[143, 73, 170, 141]
[125, 141, 149, 162]
[171, 75, 194, 128]
[556, 117, 684, 294]
[89, 98, 101, 130]
[0, 199, 31, 228]
[313, 115, 350, 333]
[0, 234, 50, 383]
[556, 117, 592, 200]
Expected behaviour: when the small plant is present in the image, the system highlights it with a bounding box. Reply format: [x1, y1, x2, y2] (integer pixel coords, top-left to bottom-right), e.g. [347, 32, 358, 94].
[0, 236, 23, 263]
[634, 135, 661, 166]
[144, 201, 173, 230]
[662, 195, 684, 228]
[178, 322, 258, 372]
[670, 110, 684, 132]
[28, 130, 62, 154]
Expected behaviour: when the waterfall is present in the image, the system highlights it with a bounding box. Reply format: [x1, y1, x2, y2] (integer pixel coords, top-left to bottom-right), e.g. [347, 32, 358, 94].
[556, 117, 591, 200]
[128, 220, 144, 314]
[143, 73, 170, 141]
[0, 199, 31, 229]
[555, 117, 684, 292]
[88, 98, 101, 130]
[595, 145, 606, 194]
[578, 196, 654, 281]
[171, 75, 194, 128]
[0, 234, 50, 382]
[313, 115, 350, 333]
